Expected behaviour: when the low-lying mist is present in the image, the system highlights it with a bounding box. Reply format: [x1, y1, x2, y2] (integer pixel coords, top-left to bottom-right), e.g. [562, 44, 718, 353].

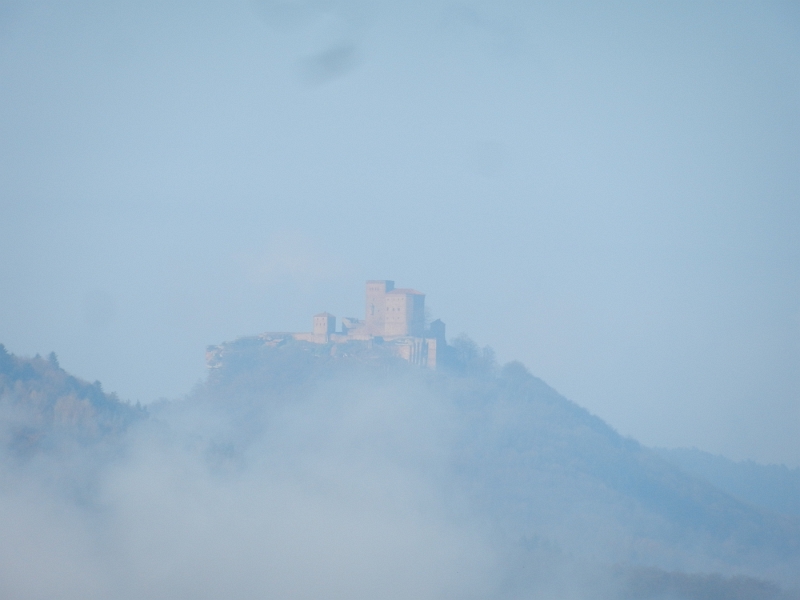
[1, 341, 798, 599]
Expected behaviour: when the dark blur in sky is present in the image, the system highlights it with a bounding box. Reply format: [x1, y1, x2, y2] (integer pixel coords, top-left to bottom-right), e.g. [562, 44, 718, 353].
[1, 0, 798, 466]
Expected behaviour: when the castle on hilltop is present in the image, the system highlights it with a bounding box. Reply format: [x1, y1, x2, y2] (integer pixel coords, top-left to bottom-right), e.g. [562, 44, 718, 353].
[206, 280, 446, 369]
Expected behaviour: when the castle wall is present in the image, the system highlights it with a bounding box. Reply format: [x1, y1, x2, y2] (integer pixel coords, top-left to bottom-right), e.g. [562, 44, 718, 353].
[313, 314, 335, 335]
[384, 293, 407, 337]
[426, 338, 438, 369]
[365, 280, 394, 335]
[389, 337, 426, 366]
[384, 290, 425, 337]
[407, 292, 425, 337]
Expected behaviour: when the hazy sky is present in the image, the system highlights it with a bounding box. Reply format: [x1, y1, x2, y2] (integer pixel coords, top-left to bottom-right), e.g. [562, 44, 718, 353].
[1, 0, 798, 466]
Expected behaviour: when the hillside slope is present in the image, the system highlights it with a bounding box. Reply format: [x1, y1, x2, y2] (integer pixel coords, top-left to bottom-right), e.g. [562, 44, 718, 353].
[1, 337, 797, 599]
[654, 447, 800, 520]
[0, 344, 146, 455]
[198, 336, 800, 584]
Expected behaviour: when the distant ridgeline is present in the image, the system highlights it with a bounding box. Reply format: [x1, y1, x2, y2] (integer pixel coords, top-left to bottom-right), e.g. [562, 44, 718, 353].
[0, 344, 145, 453]
[207, 280, 448, 371]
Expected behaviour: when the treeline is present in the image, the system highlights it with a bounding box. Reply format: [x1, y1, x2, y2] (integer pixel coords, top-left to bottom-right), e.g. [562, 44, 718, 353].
[0, 344, 146, 454]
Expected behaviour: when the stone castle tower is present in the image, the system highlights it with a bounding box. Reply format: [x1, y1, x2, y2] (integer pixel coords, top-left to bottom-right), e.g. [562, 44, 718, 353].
[365, 280, 425, 338]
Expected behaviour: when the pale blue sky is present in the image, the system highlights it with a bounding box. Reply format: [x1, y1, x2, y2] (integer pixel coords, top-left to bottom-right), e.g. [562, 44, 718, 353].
[1, 0, 798, 465]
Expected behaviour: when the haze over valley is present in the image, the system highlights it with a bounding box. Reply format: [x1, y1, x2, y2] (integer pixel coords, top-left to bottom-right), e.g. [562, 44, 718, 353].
[1, 335, 799, 599]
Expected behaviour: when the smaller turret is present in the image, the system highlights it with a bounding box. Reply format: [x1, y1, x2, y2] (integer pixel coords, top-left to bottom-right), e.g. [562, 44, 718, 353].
[313, 312, 336, 343]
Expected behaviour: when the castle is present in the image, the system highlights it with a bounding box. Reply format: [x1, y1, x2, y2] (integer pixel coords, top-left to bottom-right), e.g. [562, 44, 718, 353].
[206, 281, 446, 369]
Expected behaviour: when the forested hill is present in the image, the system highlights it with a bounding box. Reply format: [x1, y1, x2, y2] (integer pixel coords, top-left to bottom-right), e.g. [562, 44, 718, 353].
[0, 336, 798, 597]
[198, 335, 800, 586]
[0, 344, 146, 454]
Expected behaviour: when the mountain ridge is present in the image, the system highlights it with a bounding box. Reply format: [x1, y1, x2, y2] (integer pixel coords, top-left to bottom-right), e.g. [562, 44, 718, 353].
[2, 338, 799, 597]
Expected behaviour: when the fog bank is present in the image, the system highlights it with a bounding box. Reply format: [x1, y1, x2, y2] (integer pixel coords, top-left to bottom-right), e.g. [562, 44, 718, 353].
[2, 343, 799, 599]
